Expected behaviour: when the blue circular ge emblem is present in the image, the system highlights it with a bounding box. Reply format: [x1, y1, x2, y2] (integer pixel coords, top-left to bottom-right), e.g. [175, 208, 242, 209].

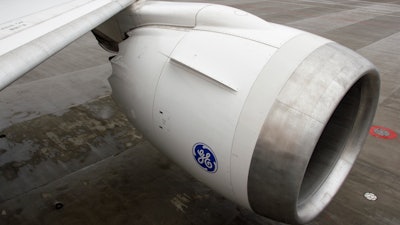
[193, 143, 218, 173]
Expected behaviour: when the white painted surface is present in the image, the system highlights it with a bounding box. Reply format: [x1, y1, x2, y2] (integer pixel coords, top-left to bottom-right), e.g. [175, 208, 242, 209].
[109, 0, 333, 208]
[0, 0, 134, 91]
[108, 1, 329, 208]
[109, 28, 186, 136]
[170, 30, 275, 92]
[122, 1, 208, 30]
[0, 0, 119, 55]
[195, 5, 302, 47]
[0, 0, 74, 24]
[152, 29, 275, 200]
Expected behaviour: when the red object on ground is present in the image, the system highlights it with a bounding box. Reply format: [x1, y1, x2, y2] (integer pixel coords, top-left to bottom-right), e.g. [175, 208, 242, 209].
[369, 126, 398, 139]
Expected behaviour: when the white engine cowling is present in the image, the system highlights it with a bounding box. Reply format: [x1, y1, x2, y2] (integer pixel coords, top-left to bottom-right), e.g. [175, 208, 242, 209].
[106, 1, 379, 224]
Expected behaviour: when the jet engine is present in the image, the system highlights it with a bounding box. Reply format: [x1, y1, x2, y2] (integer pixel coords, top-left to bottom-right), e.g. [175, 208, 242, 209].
[99, 1, 380, 224]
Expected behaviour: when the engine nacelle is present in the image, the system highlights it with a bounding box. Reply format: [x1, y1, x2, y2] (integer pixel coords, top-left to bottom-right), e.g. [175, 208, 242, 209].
[107, 1, 379, 224]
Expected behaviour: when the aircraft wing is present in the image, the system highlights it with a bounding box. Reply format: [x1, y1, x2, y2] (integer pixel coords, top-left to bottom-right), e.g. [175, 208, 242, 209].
[0, 0, 136, 91]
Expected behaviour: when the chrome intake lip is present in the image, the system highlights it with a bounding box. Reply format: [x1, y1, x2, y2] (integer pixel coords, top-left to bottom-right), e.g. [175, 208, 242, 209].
[247, 43, 380, 224]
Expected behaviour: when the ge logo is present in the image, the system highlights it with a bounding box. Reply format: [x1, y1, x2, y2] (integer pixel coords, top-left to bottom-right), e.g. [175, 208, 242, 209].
[193, 143, 218, 173]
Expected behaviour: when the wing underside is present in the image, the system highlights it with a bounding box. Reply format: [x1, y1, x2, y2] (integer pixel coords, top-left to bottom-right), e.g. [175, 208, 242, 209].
[0, 0, 137, 91]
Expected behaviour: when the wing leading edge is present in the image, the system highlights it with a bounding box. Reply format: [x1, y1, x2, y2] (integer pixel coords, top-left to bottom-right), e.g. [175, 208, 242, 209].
[0, 0, 137, 91]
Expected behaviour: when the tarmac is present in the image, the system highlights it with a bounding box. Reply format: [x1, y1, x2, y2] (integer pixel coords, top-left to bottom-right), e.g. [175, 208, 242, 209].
[0, 0, 399, 224]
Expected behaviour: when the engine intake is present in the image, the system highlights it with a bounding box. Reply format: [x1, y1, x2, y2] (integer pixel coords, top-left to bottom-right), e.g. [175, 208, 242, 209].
[104, 1, 380, 224]
[248, 43, 379, 224]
